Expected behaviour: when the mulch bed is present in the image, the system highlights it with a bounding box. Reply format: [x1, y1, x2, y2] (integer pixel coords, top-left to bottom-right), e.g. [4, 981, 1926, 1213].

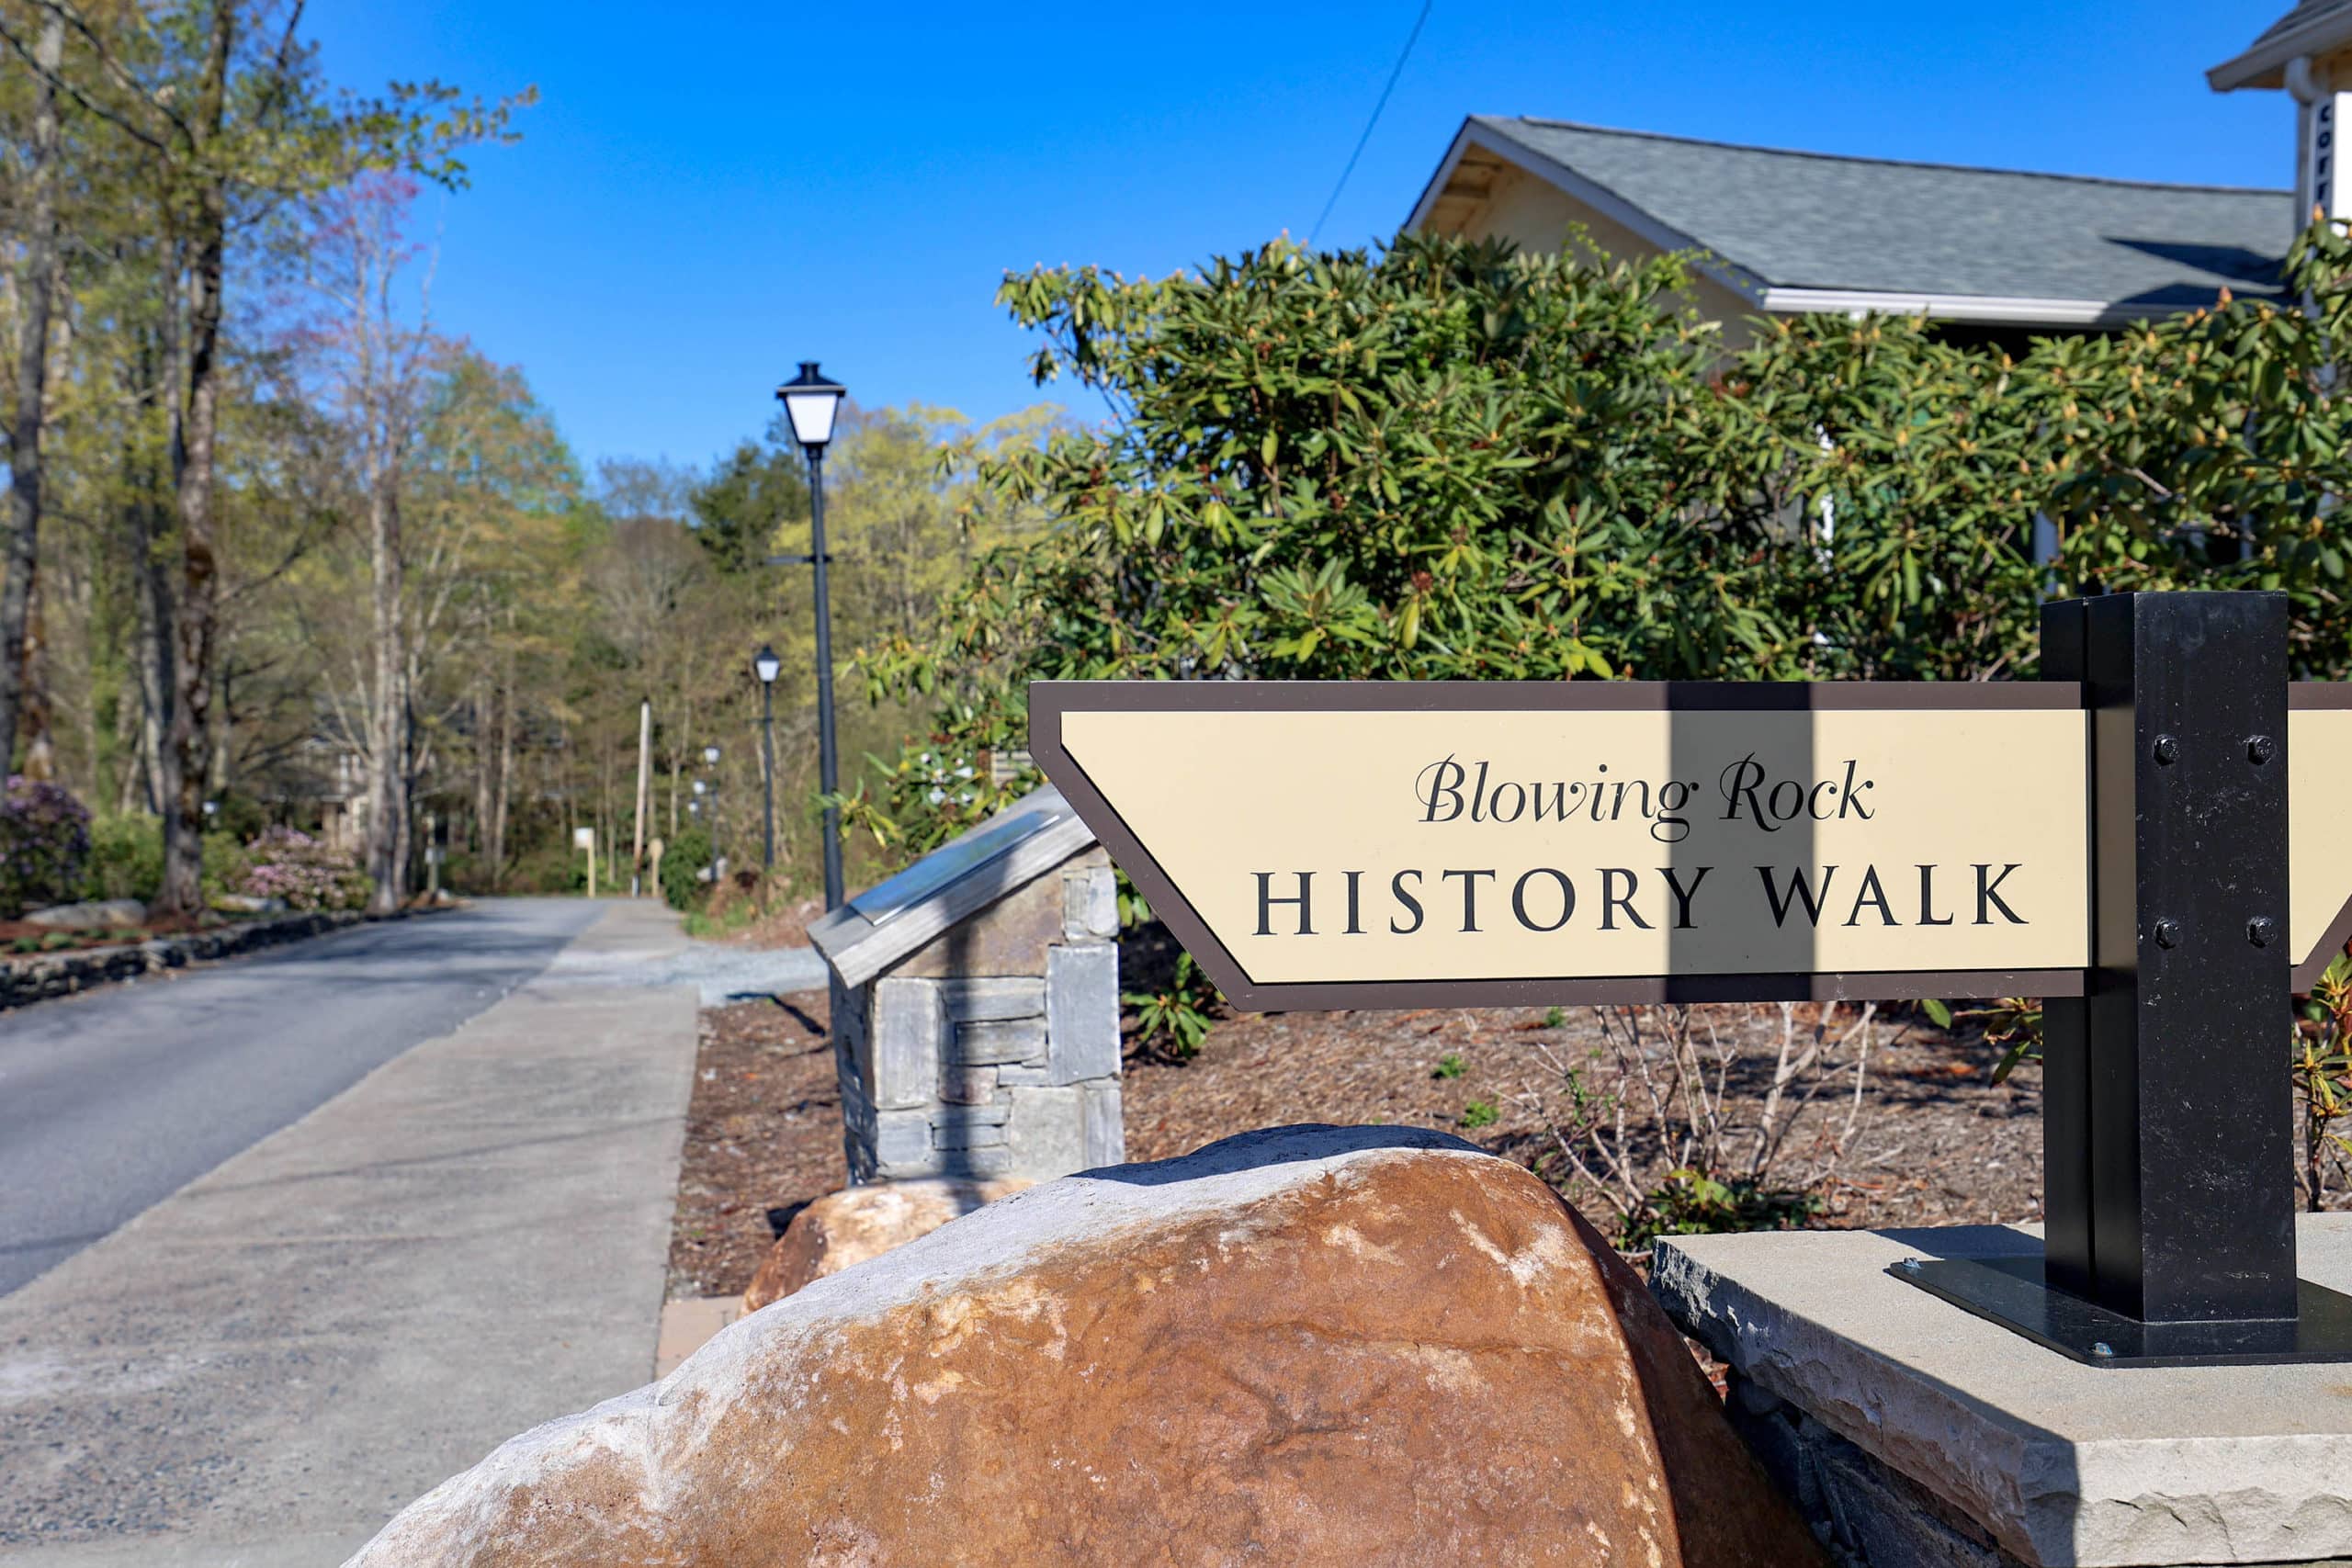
[666, 991, 844, 1300]
[667, 987, 2047, 1300]
[1121, 1002, 2046, 1235]
[0, 911, 216, 953]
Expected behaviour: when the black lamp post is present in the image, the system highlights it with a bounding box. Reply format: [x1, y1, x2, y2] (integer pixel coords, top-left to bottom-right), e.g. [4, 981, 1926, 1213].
[771, 361, 848, 909]
[752, 643, 782, 871]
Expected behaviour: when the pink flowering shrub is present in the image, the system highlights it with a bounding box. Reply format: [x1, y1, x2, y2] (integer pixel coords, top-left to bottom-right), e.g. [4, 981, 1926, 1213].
[0, 776, 93, 919]
[238, 826, 372, 912]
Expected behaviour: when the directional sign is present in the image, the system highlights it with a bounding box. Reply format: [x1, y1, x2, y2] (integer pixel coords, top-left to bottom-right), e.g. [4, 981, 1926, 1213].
[1031, 680, 2352, 1011]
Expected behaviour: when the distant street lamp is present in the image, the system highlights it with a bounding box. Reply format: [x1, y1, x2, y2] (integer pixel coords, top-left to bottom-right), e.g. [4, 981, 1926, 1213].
[752, 643, 783, 871]
[769, 361, 848, 909]
[703, 743, 720, 767]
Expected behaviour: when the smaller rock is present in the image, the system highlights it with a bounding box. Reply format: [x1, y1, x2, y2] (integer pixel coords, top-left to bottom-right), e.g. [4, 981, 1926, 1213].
[22, 898, 146, 931]
[210, 893, 288, 915]
[741, 1176, 1030, 1312]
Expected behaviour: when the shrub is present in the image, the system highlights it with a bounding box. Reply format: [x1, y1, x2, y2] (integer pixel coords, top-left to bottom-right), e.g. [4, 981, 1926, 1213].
[1617, 1168, 1823, 1252]
[85, 813, 164, 903]
[1121, 948, 1218, 1059]
[238, 826, 371, 911]
[501, 841, 584, 894]
[854, 223, 2352, 858]
[661, 826, 714, 910]
[203, 831, 253, 904]
[80, 816, 262, 910]
[0, 777, 93, 919]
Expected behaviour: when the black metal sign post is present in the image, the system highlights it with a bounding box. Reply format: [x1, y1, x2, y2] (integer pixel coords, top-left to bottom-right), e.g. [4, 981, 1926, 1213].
[1032, 589, 2352, 1367]
[1898, 592, 2352, 1365]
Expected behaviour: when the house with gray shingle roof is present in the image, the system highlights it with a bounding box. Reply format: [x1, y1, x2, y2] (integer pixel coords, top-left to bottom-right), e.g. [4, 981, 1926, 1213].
[1408, 12, 2352, 350]
[1408, 118, 2293, 348]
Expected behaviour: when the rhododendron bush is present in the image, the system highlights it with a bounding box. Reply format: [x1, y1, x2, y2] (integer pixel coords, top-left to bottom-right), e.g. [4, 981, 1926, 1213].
[238, 827, 373, 912]
[0, 777, 92, 919]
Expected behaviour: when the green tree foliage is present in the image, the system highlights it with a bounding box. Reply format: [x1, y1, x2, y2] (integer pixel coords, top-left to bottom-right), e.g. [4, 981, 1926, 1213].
[689, 434, 808, 575]
[849, 225, 2352, 854]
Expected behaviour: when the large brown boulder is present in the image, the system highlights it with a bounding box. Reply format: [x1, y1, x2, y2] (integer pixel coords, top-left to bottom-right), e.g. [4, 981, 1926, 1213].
[351, 1125, 1824, 1567]
[743, 1177, 1032, 1311]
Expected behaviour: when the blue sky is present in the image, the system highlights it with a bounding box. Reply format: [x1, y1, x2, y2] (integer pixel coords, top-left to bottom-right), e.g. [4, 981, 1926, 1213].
[306, 1, 2297, 475]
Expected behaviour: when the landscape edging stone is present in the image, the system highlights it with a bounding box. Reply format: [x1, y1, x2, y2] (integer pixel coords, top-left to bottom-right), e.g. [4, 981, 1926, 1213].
[0, 906, 436, 1010]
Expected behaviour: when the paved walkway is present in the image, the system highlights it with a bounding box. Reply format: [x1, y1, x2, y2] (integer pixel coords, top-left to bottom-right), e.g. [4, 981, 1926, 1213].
[0, 901, 699, 1567]
[0, 899, 605, 1297]
[541, 933, 826, 1003]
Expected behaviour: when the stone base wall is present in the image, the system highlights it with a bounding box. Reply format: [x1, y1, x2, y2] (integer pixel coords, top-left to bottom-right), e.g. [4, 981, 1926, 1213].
[837, 850, 1123, 1183]
[1726, 1374, 2349, 1568]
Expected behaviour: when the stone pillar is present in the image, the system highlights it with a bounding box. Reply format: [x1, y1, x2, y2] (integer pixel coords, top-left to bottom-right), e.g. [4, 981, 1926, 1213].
[836, 849, 1123, 1183]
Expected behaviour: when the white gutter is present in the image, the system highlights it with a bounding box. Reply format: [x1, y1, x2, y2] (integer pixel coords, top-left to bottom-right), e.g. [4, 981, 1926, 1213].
[2288, 53, 2334, 105]
[1760, 287, 2200, 328]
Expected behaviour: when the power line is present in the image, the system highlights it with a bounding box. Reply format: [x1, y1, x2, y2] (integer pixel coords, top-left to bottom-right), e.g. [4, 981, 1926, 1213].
[1309, 0, 1435, 248]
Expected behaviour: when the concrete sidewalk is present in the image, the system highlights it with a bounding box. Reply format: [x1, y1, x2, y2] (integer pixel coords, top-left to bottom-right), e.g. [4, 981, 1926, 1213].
[0, 901, 699, 1567]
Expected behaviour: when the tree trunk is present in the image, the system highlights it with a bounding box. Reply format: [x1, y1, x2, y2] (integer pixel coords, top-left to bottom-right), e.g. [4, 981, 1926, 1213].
[69, 556, 98, 798]
[206, 644, 231, 794]
[598, 713, 617, 887]
[130, 492, 172, 815]
[471, 671, 492, 854]
[17, 554, 52, 781]
[158, 4, 235, 917]
[490, 667, 513, 878]
[0, 9, 65, 774]
[669, 692, 686, 839]
[364, 470, 409, 912]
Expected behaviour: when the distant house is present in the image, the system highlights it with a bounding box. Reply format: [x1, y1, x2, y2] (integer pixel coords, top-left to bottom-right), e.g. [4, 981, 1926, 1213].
[1406, 118, 2293, 353]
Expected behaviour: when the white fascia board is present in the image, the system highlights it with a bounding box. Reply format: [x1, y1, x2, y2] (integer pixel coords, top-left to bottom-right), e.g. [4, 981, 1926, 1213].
[1406, 118, 1771, 306]
[1403, 121, 1477, 234]
[1760, 287, 2148, 327]
[2209, 10, 2352, 92]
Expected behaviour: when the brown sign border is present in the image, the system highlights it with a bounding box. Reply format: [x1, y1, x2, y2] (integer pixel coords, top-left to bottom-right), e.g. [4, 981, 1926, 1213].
[2291, 681, 2352, 990]
[1031, 679, 2112, 1011]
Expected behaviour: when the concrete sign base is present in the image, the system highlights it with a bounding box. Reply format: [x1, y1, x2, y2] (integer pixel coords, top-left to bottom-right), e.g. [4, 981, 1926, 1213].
[1653, 1217, 2352, 1568]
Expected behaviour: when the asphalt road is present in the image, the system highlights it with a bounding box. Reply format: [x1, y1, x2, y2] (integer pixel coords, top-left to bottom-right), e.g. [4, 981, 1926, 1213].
[0, 897, 603, 1300]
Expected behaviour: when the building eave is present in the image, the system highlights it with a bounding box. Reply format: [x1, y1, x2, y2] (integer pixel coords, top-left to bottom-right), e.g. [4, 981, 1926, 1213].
[2210, 10, 2352, 92]
[1404, 117, 1771, 306]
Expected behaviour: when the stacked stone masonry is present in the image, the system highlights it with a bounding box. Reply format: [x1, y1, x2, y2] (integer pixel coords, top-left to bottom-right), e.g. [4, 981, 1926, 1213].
[836, 848, 1124, 1183]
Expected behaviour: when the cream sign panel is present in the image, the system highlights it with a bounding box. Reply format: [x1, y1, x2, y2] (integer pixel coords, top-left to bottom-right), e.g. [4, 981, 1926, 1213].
[1058, 701, 2087, 987]
[1037, 682, 2352, 1009]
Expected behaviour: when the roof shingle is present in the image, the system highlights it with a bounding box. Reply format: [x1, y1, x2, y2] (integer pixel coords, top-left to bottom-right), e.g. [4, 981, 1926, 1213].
[1465, 118, 2292, 314]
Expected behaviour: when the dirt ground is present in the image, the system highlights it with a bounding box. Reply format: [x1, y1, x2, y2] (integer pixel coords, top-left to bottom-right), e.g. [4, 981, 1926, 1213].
[666, 990, 844, 1300]
[667, 986, 2046, 1301]
[0, 909, 220, 953]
